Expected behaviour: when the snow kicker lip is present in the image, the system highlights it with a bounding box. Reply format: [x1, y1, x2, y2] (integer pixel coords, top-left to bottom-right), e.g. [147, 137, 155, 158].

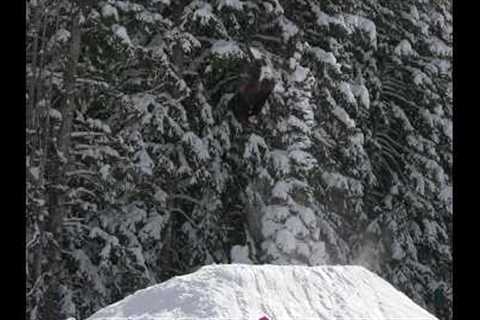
[87, 264, 438, 320]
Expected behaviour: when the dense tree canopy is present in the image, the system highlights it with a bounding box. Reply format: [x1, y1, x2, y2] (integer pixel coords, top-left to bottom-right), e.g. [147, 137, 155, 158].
[26, 1, 452, 319]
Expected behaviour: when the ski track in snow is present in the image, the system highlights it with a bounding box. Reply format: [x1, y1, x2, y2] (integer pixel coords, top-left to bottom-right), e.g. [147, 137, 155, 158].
[87, 264, 438, 320]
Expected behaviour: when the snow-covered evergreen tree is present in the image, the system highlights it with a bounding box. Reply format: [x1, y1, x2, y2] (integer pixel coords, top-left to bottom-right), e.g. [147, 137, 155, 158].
[26, 1, 452, 319]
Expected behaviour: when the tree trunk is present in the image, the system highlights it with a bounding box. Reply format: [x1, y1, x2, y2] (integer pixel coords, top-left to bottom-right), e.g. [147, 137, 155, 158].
[26, 2, 41, 133]
[42, 6, 82, 319]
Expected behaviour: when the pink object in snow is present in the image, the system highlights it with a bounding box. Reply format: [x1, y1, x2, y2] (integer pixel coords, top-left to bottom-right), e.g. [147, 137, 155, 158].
[258, 316, 269, 320]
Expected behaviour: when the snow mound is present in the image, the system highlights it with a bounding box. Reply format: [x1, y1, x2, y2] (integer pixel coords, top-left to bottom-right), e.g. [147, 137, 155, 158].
[87, 264, 438, 320]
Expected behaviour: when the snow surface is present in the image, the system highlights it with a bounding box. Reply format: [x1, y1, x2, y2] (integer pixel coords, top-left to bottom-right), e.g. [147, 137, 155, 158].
[230, 246, 253, 264]
[394, 39, 415, 57]
[101, 4, 119, 21]
[211, 40, 245, 58]
[87, 264, 438, 320]
[332, 105, 355, 128]
[309, 47, 341, 72]
[278, 16, 299, 42]
[217, 0, 244, 11]
[310, 7, 377, 48]
[112, 24, 132, 46]
[192, 2, 215, 26]
[343, 14, 377, 48]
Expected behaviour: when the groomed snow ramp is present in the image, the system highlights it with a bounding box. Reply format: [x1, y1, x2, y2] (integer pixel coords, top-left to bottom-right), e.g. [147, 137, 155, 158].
[87, 264, 438, 320]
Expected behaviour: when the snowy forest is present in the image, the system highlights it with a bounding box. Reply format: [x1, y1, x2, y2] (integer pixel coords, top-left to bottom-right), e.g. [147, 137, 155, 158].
[25, 1, 452, 320]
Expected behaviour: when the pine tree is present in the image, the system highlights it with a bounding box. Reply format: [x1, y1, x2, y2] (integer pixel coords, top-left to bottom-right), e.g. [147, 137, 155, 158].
[26, 1, 452, 319]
